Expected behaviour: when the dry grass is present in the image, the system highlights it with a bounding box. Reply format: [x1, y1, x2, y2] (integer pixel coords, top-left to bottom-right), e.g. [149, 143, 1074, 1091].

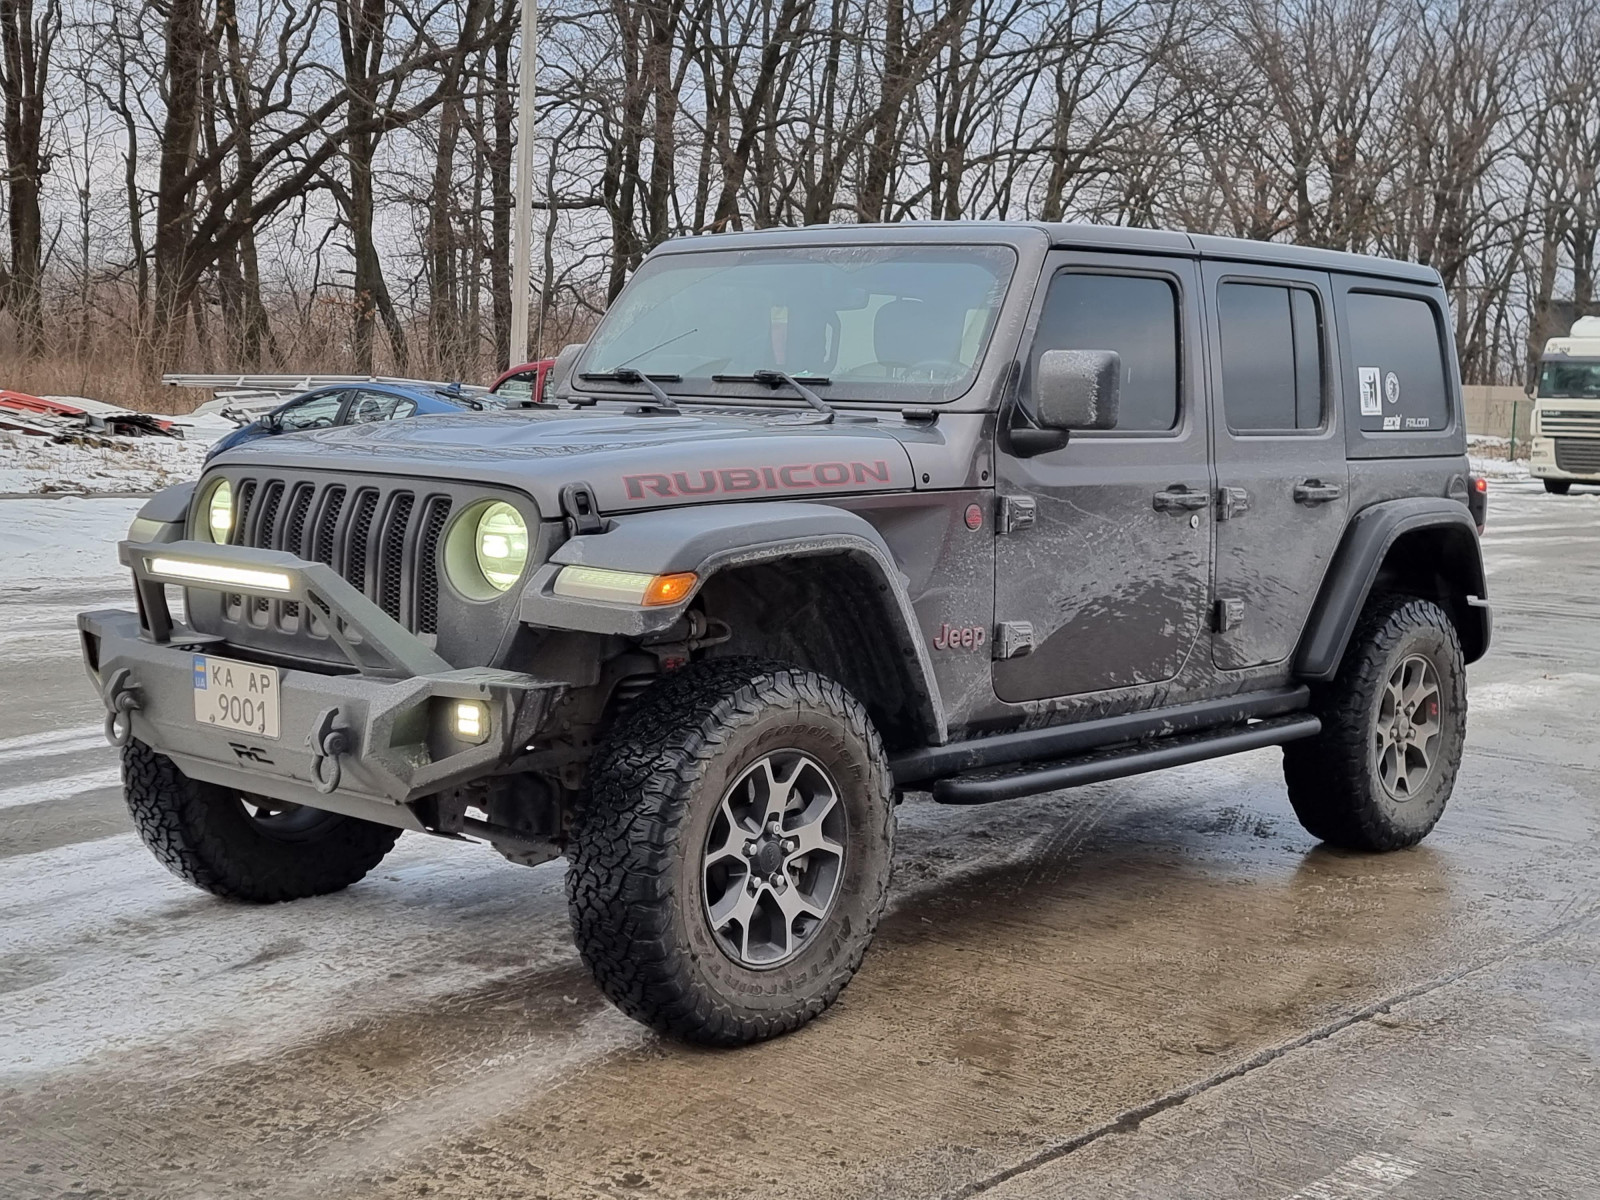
[0, 286, 601, 416]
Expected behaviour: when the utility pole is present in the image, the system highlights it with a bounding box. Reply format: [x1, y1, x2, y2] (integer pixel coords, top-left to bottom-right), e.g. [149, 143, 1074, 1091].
[508, 0, 539, 367]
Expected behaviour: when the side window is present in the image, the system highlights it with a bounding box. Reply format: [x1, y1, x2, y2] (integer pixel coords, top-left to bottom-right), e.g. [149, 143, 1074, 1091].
[348, 391, 416, 424]
[492, 372, 539, 402]
[277, 392, 344, 430]
[1032, 272, 1179, 432]
[1217, 282, 1325, 433]
[1346, 292, 1451, 432]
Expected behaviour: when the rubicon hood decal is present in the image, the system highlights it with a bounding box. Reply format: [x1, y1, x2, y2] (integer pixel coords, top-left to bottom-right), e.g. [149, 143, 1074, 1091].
[215, 408, 919, 513]
[624, 459, 894, 500]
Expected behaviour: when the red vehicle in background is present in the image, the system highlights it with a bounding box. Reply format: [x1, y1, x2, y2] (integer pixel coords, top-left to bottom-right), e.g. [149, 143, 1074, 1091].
[489, 358, 556, 405]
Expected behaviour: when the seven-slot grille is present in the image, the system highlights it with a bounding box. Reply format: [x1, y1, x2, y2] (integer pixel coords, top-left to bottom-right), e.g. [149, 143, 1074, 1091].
[223, 476, 452, 636]
[1555, 438, 1600, 475]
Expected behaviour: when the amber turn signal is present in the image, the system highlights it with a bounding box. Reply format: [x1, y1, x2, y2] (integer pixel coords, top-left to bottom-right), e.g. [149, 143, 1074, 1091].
[642, 572, 698, 606]
[553, 564, 699, 606]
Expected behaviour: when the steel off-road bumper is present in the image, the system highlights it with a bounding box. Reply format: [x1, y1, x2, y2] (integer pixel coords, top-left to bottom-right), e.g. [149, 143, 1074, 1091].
[78, 540, 562, 831]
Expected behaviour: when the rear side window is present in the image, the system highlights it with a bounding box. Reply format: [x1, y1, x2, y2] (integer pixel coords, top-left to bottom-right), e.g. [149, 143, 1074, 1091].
[1033, 272, 1179, 431]
[1346, 292, 1451, 432]
[348, 390, 416, 424]
[1217, 282, 1324, 432]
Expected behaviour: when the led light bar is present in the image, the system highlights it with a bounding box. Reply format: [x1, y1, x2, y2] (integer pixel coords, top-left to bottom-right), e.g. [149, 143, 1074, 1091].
[146, 556, 293, 593]
[552, 565, 698, 606]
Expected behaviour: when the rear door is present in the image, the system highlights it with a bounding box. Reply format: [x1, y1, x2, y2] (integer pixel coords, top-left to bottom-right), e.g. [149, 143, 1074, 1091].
[1203, 262, 1347, 670]
[991, 253, 1213, 702]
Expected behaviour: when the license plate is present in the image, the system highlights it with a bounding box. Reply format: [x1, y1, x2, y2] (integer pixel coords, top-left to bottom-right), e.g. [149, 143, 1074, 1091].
[192, 655, 280, 739]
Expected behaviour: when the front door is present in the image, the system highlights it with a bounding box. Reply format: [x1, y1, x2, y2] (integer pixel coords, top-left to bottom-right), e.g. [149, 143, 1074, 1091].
[992, 254, 1213, 703]
[1203, 263, 1349, 670]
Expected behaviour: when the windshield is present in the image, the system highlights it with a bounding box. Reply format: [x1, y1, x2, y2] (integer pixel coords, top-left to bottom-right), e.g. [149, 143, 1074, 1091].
[576, 244, 1015, 404]
[1538, 360, 1600, 399]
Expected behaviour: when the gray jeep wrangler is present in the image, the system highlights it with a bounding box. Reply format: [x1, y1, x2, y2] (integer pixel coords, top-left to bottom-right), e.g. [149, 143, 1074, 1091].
[81, 223, 1490, 1044]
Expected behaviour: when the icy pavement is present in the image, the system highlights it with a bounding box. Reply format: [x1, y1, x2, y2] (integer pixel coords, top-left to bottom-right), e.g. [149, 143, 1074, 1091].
[0, 481, 1597, 1199]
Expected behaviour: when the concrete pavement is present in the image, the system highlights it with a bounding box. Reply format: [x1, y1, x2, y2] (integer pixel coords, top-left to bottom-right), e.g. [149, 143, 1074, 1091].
[1, 480, 1596, 1199]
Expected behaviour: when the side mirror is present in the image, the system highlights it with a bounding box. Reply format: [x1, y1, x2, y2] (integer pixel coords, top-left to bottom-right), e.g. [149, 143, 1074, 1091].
[1035, 349, 1121, 431]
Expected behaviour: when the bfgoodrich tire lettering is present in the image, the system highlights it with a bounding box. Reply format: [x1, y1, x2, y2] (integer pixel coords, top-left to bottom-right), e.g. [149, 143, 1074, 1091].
[566, 658, 894, 1045]
[122, 740, 400, 901]
[1283, 596, 1466, 851]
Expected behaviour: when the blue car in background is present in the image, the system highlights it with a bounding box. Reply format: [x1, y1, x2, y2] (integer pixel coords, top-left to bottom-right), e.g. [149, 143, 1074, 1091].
[205, 382, 490, 461]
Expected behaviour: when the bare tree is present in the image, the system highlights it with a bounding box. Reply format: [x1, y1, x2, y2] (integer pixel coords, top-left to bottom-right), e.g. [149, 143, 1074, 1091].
[0, 0, 61, 356]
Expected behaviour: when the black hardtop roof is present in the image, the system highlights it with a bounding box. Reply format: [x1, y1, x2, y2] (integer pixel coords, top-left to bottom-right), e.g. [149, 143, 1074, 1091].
[652, 221, 1441, 286]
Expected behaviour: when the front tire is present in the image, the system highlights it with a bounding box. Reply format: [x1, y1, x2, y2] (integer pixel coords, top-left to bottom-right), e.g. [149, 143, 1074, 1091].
[1283, 596, 1466, 851]
[1544, 479, 1571, 495]
[567, 658, 894, 1045]
[122, 740, 401, 901]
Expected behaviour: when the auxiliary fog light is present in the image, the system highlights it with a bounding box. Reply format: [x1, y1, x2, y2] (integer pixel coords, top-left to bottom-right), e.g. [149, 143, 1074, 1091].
[454, 700, 489, 743]
[552, 565, 698, 606]
[146, 556, 292, 592]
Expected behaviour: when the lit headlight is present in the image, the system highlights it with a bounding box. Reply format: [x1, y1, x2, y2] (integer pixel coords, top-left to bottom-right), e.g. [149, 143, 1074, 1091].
[474, 502, 529, 591]
[205, 479, 233, 543]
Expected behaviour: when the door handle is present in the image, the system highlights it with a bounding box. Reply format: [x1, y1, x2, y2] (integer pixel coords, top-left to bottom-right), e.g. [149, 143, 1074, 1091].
[1293, 480, 1343, 505]
[1153, 486, 1209, 513]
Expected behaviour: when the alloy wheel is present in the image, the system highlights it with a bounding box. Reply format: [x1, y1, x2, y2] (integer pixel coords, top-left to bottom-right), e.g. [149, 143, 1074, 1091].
[702, 751, 847, 968]
[1374, 653, 1443, 801]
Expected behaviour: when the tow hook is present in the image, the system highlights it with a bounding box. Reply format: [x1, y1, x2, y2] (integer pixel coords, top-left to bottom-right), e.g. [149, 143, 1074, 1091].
[100, 667, 142, 748]
[305, 707, 350, 794]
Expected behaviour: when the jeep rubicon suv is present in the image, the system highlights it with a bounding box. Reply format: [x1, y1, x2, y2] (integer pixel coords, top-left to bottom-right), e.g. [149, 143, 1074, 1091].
[81, 223, 1490, 1044]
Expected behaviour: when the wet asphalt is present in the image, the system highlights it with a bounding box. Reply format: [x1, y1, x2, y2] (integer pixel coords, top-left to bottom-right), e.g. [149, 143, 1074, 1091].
[0, 480, 1596, 1200]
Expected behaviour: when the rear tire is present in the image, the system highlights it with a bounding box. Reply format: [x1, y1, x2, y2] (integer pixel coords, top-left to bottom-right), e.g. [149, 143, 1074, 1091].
[122, 740, 401, 901]
[1283, 596, 1466, 851]
[1544, 479, 1571, 495]
[567, 658, 894, 1045]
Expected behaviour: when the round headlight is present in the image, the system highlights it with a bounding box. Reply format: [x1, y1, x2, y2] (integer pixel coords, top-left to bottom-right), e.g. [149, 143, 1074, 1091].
[206, 479, 234, 543]
[474, 502, 528, 591]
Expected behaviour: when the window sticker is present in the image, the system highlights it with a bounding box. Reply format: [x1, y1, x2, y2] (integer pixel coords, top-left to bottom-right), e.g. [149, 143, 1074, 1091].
[1358, 366, 1383, 415]
[1385, 371, 1401, 405]
[1383, 414, 1401, 430]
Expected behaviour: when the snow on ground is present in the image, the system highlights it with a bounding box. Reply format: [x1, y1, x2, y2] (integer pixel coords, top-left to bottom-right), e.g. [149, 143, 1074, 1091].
[0, 412, 234, 496]
[1469, 453, 1531, 480]
[1, 496, 144, 588]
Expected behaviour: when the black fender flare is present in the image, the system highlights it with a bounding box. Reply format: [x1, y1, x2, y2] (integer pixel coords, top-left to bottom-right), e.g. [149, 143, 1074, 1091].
[1296, 497, 1490, 681]
[519, 501, 947, 742]
[128, 480, 198, 544]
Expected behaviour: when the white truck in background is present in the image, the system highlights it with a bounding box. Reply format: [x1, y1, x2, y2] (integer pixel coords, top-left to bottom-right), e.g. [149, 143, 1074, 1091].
[1531, 315, 1600, 494]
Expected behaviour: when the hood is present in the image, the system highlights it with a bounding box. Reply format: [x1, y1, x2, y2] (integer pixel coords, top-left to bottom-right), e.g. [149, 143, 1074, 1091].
[211, 406, 922, 514]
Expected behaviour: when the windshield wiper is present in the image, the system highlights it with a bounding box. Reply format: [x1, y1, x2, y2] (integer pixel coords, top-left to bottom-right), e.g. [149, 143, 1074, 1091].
[715, 370, 835, 424]
[581, 368, 682, 413]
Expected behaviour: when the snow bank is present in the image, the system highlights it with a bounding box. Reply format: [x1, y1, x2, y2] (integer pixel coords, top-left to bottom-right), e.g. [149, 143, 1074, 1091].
[0, 411, 233, 496]
[0, 496, 144, 587]
[1468, 453, 1529, 480]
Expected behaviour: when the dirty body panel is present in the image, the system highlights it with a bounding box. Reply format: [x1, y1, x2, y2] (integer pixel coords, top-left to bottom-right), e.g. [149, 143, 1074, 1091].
[80, 221, 1491, 1044]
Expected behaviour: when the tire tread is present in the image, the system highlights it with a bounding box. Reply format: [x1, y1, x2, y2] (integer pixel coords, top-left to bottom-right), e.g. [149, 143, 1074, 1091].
[566, 657, 893, 1045]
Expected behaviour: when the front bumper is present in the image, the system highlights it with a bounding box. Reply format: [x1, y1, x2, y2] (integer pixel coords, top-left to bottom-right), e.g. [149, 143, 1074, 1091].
[1530, 437, 1600, 482]
[80, 540, 563, 828]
